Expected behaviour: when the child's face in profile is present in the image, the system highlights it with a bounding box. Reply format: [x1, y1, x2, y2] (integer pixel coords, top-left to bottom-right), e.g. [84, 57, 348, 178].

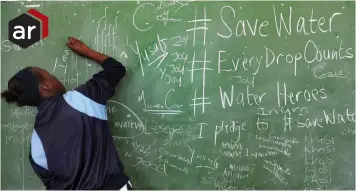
[32, 67, 66, 96]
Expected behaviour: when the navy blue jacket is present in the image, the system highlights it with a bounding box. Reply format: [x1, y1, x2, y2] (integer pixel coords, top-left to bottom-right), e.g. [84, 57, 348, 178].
[29, 57, 129, 189]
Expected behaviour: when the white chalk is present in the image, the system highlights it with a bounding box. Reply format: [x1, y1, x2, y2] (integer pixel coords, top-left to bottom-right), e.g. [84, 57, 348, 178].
[25, 4, 40, 8]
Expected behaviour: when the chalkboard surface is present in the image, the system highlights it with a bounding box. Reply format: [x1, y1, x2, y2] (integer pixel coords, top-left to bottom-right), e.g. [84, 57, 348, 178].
[1, 1, 355, 190]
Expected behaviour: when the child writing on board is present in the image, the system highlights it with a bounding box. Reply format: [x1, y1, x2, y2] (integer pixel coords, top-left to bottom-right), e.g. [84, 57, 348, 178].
[1, 37, 133, 190]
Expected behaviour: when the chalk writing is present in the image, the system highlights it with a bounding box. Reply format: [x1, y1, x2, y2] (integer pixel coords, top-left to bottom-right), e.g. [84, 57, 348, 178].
[151, 125, 183, 145]
[214, 121, 247, 145]
[313, 66, 348, 79]
[117, 138, 151, 157]
[304, 134, 335, 190]
[133, 157, 167, 175]
[2, 122, 33, 133]
[2, 2, 354, 190]
[10, 107, 37, 119]
[262, 160, 290, 186]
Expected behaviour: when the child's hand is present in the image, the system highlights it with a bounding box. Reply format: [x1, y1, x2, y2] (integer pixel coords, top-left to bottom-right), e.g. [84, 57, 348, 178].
[66, 37, 92, 57]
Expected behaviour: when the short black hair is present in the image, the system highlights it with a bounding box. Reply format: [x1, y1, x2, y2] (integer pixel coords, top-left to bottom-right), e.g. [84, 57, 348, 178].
[1, 67, 40, 106]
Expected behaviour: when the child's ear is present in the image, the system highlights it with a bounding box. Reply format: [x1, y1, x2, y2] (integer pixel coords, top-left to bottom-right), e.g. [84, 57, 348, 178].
[40, 81, 52, 91]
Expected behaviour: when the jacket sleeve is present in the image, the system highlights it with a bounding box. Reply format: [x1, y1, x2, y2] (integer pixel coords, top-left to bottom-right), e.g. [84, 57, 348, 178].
[74, 57, 126, 105]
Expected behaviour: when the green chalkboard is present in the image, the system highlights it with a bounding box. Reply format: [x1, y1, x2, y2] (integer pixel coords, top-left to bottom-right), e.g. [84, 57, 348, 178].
[1, 1, 355, 190]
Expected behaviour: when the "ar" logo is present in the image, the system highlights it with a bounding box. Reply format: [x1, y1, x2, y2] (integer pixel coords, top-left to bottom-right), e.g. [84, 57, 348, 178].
[13, 25, 37, 40]
[8, 9, 48, 49]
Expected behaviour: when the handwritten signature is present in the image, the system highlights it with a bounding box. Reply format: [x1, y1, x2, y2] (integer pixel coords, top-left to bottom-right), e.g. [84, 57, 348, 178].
[313, 66, 347, 79]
